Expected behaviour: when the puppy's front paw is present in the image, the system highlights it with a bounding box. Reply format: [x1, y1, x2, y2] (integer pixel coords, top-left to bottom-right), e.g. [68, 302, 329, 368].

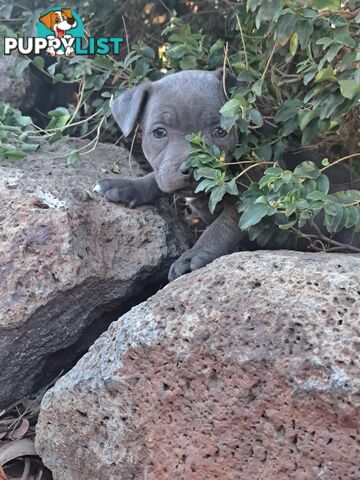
[168, 248, 216, 282]
[94, 178, 142, 208]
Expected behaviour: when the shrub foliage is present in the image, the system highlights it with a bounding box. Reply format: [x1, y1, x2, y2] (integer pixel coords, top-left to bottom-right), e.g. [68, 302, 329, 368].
[0, 0, 359, 249]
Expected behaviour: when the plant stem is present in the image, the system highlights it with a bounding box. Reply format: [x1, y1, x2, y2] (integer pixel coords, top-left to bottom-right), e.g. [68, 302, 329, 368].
[236, 14, 248, 70]
[321, 152, 360, 172]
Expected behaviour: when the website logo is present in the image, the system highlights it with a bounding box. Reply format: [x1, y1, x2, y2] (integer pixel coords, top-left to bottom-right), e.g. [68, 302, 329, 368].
[37, 7, 83, 56]
[4, 6, 124, 57]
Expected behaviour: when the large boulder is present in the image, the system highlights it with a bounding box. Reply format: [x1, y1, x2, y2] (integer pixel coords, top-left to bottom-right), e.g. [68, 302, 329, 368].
[0, 138, 190, 408]
[36, 251, 360, 480]
[0, 55, 33, 111]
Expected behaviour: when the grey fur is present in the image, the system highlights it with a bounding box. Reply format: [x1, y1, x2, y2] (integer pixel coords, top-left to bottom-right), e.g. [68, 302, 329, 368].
[95, 69, 359, 281]
[95, 70, 241, 281]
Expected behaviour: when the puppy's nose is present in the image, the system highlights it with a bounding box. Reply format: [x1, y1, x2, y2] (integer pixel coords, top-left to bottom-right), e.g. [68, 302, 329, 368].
[179, 162, 193, 176]
[67, 17, 76, 25]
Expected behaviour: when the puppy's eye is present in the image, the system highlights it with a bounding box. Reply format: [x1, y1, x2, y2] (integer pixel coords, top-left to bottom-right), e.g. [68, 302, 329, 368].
[213, 127, 227, 138]
[153, 127, 167, 139]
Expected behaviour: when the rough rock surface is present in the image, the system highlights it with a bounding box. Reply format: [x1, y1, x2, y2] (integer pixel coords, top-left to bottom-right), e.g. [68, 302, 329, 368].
[36, 251, 360, 480]
[0, 138, 190, 407]
[0, 55, 33, 110]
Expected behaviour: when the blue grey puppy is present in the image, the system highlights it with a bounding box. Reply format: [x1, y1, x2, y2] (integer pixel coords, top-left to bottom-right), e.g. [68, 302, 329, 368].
[95, 69, 359, 280]
[95, 70, 244, 281]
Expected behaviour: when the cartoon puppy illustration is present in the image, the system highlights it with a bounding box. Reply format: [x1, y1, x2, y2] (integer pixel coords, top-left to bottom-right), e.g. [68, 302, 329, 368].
[39, 8, 77, 56]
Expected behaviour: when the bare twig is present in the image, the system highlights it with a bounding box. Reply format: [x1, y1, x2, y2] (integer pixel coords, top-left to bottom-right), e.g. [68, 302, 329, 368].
[292, 224, 360, 253]
[236, 14, 248, 70]
[121, 15, 130, 54]
[234, 161, 274, 180]
[321, 152, 360, 172]
[261, 42, 277, 81]
[21, 458, 31, 480]
[222, 42, 229, 100]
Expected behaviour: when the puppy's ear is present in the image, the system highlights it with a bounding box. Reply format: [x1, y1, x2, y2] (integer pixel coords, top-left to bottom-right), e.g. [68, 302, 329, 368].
[215, 68, 238, 99]
[61, 8, 73, 19]
[111, 83, 151, 137]
[39, 11, 56, 30]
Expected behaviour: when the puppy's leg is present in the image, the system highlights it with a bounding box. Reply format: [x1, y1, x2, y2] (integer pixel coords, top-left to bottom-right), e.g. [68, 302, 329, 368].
[168, 199, 245, 281]
[94, 172, 162, 207]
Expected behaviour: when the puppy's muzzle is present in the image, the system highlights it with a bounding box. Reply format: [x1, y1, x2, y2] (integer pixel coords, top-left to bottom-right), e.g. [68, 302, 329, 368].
[67, 17, 76, 25]
[179, 162, 193, 178]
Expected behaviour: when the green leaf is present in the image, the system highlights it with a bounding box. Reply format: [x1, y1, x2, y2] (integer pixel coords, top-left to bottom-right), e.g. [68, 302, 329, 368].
[335, 34, 355, 48]
[274, 99, 302, 123]
[307, 191, 328, 201]
[20, 143, 39, 152]
[275, 13, 297, 38]
[324, 202, 337, 216]
[257, 144, 272, 162]
[1, 5, 14, 19]
[53, 73, 65, 84]
[312, 0, 340, 11]
[139, 44, 155, 59]
[257, 0, 282, 23]
[48, 131, 62, 144]
[1, 146, 26, 161]
[278, 220, 296, 230]
[239, 203, 269, 230]
[299, 110, 317, 131]
[298, 210, 312, 228]
[296, 19, 314, 49]
[294, 199, 309, 209]
[303, 66, 318, 85]
[273, 141, 285, 164]
[33, 56, 45, 70]
[194, 167, 218, 180]
[252, 79, 263, 97]
[67, 151, 80, 167]
[321, 158, 330, 166]
[338, 80, 360, 100]
[289, 33, 299, 56]
[345, 206, 359, 229]
[294, 161, 321, 179]
[317, 174, 330, 194]
[248, 221, 269, 241]
[264, 166, 283, 176]
[250, 108, 262, 126]
[209, 185, 226, 214]
[180, 55, 197, 70]
[15, 114, 32, 127]
[195, 179, 217, 193]
[315, 65, 335, 83]
[93, 56, 114, 70]
[220, 98, 240, 117]
[226, 178, 239, 196]
[325, 203, 343, 232]
[318, 94, 344, 119]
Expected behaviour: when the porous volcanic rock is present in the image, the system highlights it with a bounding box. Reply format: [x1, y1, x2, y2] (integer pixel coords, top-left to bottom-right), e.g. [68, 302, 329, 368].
[0, 137, 190, 407]
[0, 55, 33, 110]
[36, 251, 360, 480]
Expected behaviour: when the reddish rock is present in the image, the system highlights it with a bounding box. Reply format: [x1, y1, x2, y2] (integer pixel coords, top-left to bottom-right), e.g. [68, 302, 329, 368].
[0, 138, 189, 407]
[36, 251, 360, 479]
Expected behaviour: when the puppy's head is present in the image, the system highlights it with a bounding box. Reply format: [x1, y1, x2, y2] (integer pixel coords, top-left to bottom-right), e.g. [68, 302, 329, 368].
[39, 8, 77, 36]
[111, 70, 238, 193]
